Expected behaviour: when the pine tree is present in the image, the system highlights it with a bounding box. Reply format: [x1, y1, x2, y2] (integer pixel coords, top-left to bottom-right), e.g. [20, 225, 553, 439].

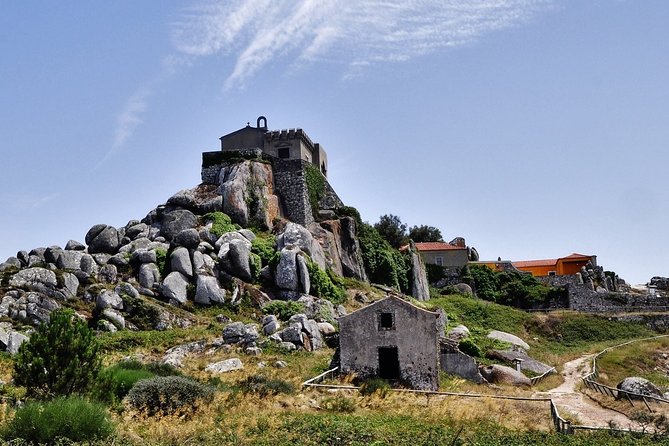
[14, 308, 100, 399]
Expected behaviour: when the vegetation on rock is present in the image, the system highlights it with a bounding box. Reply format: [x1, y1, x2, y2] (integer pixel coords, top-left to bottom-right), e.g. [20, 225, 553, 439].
[358, 222, 410, 292]
[203, 211, 238, 237]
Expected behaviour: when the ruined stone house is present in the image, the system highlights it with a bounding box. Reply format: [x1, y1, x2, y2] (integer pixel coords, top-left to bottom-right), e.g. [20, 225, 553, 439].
[338, 296, 439, 390]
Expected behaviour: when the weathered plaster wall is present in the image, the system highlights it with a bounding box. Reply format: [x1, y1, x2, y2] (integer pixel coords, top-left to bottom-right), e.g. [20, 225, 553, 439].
[338, 297, 439, 390]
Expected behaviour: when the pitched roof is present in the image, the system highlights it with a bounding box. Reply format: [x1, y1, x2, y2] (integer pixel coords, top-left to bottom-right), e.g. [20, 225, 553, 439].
[561, 253, 592, 260]
[512, 259, 558, 268]
[413, 242, 467, 252]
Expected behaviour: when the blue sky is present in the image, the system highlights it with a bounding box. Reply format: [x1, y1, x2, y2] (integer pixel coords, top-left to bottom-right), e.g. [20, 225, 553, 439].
[1, 1, 667, 285]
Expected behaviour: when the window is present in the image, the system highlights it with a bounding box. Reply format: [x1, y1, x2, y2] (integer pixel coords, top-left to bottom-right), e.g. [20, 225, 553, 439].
[379, 312, 394, 330]
[548, 271, 556, 276]
[435, 256, 444, 266]
[278, 147, 290, 159]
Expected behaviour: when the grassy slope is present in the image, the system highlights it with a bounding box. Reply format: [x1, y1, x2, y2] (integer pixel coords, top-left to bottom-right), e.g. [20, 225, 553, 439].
[1, 290, 668, 445]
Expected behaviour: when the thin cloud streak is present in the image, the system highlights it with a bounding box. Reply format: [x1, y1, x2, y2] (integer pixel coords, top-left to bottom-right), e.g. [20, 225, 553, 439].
[172, 0, 555, 89]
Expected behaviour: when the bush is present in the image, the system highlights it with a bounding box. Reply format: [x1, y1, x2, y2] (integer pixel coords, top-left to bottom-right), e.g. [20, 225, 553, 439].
[127, 376, 215, 416]
[336, 206, 362, 224]
[358, 223, 410, 292]
[14, 308, 100, 398]
[236, 374, 295, 397]
[306, 260, 346, 304]
[263, 301, 305, 321]
[203, 212, 238, 237]
[3, 397, 114, 443]
[251, 234, 277, 266]
[359, 378, 391, 397]
[322, 395, 357, 413]
[93, 361, 159, 404]
[458, 338, 482, 358]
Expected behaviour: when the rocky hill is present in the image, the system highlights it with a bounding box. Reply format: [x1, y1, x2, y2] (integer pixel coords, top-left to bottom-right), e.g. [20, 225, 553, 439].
[0, 156, 429, 354]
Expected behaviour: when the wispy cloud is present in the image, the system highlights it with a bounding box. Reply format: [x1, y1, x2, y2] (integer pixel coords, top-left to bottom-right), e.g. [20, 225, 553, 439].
[172, 0, 555, 89]
[0, 192, 60, 211]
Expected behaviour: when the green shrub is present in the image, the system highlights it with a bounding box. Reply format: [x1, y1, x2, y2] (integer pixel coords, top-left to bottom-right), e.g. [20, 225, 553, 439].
[127, 376, 215, 416]
[263, 301, 305, 321]
[236, 374, 295, 397]
[14, 308, 100, 398]
[426, 264, 447, 283]
[358, 223, 410, 292]
[458, 338, 482, 357]
[93, 361, 156, 404]
[322, 395, 357, 413]
[155, 248, 168, 276]
[336, 206, 362, 224]
[249, 252, 262, 282]
[359, 378, 391, 397]
[306, 260, 346, 304]
[203, 212, 238, 237]
[3, 397, 114, 443]
[251, 234, 277, 266]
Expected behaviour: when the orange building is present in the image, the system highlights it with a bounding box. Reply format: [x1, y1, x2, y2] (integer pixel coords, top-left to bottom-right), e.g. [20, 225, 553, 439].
[512, 253, 596, 277]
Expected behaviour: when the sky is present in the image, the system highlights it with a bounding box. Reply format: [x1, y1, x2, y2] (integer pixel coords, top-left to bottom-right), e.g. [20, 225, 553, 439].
[1, 1, 668, 285]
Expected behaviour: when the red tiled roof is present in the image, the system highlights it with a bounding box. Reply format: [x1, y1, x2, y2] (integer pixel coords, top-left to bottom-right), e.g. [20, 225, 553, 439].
[414, 242, 467, 252]
[512, 259, 558, 268]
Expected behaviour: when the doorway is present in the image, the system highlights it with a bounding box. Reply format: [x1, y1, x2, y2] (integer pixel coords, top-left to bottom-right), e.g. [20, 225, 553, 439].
[378, 346, 400, 380]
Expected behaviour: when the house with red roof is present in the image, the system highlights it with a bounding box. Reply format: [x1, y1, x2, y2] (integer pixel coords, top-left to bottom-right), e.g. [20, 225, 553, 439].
[411, 239, 469, 268]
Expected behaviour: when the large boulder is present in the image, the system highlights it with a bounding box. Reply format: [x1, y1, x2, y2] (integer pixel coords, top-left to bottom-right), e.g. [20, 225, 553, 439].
[219, 161, 279, 229]
[160, 272, 189, 305]
[447, 325, 471, 342]
[56, 250, 85, 270]
[277, 223, 327, 270]
[9, 268, 58, 295]
[310, 218, 367, 282]
[138, 263, 161, 289]
[487, 330, 530, 351]
[160, 209, 198, 241]
[479, 364, 531, 387]
[487, 349, 553, 375]
[617, 377, 663, 399]
[194, 275, 226, 305]
[275, 247, 299, 291]
[85, 224, 121, 254]
[205, 358, 244, 373]
[166, 184, 223, 215]
[407, 241, 430, 302]
[222, 322, 259, 346]
[222, 240, 253, 282]
[170, 247, 193, 277]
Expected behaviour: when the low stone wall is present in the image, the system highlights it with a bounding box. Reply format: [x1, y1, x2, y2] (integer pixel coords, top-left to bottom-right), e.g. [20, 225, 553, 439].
[540, 274, 669, 312]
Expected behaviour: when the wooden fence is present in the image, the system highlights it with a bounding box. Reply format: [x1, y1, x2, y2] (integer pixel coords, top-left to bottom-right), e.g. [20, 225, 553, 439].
[582, 335, 669, 411]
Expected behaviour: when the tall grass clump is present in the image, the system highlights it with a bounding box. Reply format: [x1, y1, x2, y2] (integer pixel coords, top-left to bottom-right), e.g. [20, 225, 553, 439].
[2, 397, 114, 444]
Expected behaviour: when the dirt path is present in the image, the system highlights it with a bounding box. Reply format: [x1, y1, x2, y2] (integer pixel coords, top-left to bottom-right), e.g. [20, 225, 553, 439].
[534, 355, 638, 429]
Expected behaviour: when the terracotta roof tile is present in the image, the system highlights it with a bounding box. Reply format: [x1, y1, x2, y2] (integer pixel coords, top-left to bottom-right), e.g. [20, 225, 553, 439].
[414, 242, 467, 252]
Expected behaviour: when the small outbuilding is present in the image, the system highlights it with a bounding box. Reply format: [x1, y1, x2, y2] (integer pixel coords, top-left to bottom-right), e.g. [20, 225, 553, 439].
[338, 296, 440, 390]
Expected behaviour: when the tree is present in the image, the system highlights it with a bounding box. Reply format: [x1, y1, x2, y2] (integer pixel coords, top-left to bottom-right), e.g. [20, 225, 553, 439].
[14, 308, 101, 399]
[408, 225, 443, 243]
[373, 214, 408, 248]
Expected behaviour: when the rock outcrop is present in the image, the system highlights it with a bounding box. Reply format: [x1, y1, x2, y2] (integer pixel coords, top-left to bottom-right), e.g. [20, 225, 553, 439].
[219, 161, 279, 229]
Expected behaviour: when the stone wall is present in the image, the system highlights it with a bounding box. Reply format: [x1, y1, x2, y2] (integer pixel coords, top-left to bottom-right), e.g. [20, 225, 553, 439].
[541, 274, 669, 312]
[202, 151, 343, 227]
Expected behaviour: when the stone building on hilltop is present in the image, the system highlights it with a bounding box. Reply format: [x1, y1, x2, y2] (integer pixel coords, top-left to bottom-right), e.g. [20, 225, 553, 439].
[201, 116, 341, 227]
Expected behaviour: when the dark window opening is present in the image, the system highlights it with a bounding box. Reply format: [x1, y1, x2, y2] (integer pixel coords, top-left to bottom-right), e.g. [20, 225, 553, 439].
[379, 312, 394, 329]
[378, 346, 400, 380]
[278, 147, 290, 159]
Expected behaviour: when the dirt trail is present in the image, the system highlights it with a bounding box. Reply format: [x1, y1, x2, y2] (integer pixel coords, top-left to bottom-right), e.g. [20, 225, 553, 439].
[534, 355, 638, 429]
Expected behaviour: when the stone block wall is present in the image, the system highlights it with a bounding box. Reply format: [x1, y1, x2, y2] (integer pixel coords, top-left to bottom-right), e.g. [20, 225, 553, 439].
[202, 151, 342, 227]
[271, 158, 313, 226]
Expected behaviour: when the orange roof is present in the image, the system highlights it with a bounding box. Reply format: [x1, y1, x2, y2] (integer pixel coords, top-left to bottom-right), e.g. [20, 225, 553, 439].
[513, 259, 558, 268]
[561, 253, 592, 260]
[414, 242, 466, 252]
